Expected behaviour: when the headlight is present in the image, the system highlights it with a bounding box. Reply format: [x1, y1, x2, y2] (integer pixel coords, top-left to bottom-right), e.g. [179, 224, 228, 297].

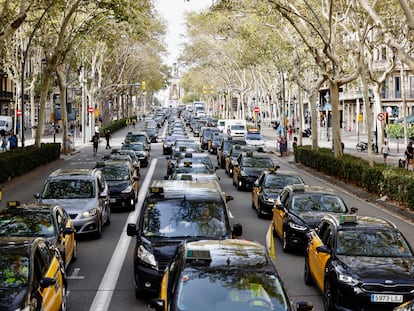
[288, 221, 307, 231]
[122, 185, 133, 193]
[262, 195, 275, 203]
[137, 245, 157, 267]
[82, 208, 98, 218]
[338, 272, 359, 286]
[240, 170, 248, 177]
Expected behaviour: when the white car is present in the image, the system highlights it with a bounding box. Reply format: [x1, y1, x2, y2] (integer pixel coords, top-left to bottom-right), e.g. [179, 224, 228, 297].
[245, 131, 266, 151]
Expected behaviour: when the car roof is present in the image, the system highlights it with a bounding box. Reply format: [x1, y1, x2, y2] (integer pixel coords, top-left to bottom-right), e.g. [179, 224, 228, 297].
[182, 239, 273, 269]
[284, 184, 337, 195]
[323, 214, 397, 230]
[149, 180, 224, 200]
[3, 202, 57, 213]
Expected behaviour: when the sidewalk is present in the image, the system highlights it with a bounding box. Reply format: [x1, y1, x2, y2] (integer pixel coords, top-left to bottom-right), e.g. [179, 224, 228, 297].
[259, 122, 407, 168]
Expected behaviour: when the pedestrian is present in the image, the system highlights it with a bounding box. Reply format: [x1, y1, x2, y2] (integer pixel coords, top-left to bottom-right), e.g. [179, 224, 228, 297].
[405, 141, 413, 170]
[92, 132, 100, 156]
[279, 135, 287, 157]
[8, 133, 17, 150]
[381, 140, 390, 164]
[105, 129, 111, 149]
[292, 136, 298, 150]
[132, 118, 136, 128]
[1, 134, 7, 152]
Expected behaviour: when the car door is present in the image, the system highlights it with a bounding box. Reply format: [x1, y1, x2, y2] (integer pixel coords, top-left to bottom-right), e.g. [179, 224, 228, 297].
[273, 189, 289, 239]
[56, 208, 75, 268]
[252, 173, 264, 208]
[36, 241, 64, 311]
[308, 221, 332, 292]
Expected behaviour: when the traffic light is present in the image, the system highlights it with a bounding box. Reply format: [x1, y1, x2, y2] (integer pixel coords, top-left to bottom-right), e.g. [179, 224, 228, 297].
[203, 85, 207, 94]
[141, 81, 146, 91]
[210, 85, 215, 94]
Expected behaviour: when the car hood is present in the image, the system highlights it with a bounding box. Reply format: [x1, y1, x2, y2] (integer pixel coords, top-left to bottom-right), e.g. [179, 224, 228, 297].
[246, 140, 265, 146]
[338, 256, 414, 281]
[243, 167, 267, 176]
[0, 287, 28, 310]
[39, 198, 98, 212]
[293, 211, 341, 228]
[263, 188, 282, 198]
[107, 181, 130, 192]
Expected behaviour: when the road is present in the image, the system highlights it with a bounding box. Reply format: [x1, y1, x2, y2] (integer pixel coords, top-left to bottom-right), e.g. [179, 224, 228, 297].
[1, 119, 413, 311]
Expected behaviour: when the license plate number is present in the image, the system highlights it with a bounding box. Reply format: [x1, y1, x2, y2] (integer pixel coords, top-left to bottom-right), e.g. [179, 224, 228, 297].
[110, 198, 116, 203]
[371, 294, 403, 303]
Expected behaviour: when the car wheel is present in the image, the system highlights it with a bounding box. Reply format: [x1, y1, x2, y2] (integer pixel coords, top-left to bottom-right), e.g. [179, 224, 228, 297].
[272, 223, 277, 237]
[105, 208, 111, 226]
[72, 239, 78, 263]
[95, 219, 103, 239]
[304, 256, 313, 285]
[60, 283, 67, 311]
[282, 230, 291, 252]
[324, 278, 337, 311]
[251, 200, 256, 210]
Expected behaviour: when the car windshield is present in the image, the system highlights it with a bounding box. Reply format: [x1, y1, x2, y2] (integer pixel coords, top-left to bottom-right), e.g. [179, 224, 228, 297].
[264, 175, 303, 189]
[231, 125, 245, 130]
[0, 212, 54, 237]
[179, 157, 213, 169]
[175, 269, 289, 311]
[125, 144, 145, 151]
[143, 200, 228, 238]
[291, 194, 347, 213]
[242, 157, 273, 168]
[246, 134, 263, 141]
[0, 254, 29, 287]
[41, 179, 95, 199]
[99, 166, 130, 181]
[336, 229, 413, 257]
[174, 166, 212, 175]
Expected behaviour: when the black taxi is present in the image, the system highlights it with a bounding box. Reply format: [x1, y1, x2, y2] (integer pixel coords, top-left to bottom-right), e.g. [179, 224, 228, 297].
[252, 168, 304, 218]
[305, 214, 414, 311]
[272, 185, 354, 253]
[232, 151, 275, 191]
[0, 201, 76, 269]
[0, 236, 67, 311]
[149, 239, 314, 311]
[126, 180, 242, 298]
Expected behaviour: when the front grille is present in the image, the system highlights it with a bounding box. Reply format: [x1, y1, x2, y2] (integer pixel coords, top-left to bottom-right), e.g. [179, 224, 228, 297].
[157, 258, 171, 271]
[362, 283, 414, 294]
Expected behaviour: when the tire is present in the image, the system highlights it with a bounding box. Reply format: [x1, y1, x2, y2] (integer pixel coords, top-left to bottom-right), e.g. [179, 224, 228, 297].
[324, 278, 337, 311]
[304, 256, 313, 285]
[60, 283, 67, 311]
[282, 230, 291, 252]
[71, 239, 78, 263]
[105, 208, 111, 226]
[94, 219, 103, 239]
[251, 200, 256, 210]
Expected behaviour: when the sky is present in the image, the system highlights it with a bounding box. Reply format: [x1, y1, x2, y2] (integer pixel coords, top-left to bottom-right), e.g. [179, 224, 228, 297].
[154, 0, 212, 66]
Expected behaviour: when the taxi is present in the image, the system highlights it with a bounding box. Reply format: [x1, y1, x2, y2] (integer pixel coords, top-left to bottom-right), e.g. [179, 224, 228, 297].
[217, 137, 246, 169]
[232, 151, 275, 191]
[126, 180, 242, 298]
[272, 185, 354, 253]
[225, 145, 261, 177]
[0, 236, 67, 311]
[305, 214, 414, 311]
[252, 168, 304, 218]
[0, 201, 76, 269]
[149, 239, 314, 311]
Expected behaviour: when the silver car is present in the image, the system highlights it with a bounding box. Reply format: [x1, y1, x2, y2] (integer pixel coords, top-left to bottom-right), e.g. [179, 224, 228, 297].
[35, 168, 111, 238]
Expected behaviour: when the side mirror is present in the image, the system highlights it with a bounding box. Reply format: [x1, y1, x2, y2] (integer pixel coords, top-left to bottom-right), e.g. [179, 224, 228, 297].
[148, 298, 165, 311]
[232, 223, 243, 237]
[350, 207, 358, 214]
[34, 193, 41, 199]
[63, 227, 75, 235]
[225, 195, 234, 202]
[126, 223, 138, 236]
[316, 245, 331, 255]
[296, 301, 314, 311]
[39, 277, 56, 291]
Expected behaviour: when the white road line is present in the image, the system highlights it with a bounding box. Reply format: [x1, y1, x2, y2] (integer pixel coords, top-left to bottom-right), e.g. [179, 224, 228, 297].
[89, 158, 157, 311]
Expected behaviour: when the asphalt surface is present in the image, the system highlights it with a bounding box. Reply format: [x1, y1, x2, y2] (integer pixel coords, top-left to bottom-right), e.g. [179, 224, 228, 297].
[1, 123, 413, 223]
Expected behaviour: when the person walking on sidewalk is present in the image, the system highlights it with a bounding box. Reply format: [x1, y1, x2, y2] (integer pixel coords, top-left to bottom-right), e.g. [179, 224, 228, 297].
[405, 141, 413, 169]
[381, 140, 390, 164]
[92, 132, 100, 156]
[105, 129, 111, 149]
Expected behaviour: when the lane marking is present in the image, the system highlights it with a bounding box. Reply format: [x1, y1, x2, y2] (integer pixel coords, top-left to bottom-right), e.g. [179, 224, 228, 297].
[89, 158, 157, 311]
[67, 268, 85, 280]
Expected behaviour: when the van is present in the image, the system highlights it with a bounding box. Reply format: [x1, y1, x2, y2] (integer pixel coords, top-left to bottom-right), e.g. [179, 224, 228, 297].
[0, 116, 13, 135]
[226, 119, 247, 138]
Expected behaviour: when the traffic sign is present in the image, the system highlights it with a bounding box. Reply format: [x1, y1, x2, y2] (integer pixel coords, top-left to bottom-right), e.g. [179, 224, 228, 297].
[377, 112, 385, 121]
[254, 107, 260, 113]
[17, 109, 22, 116]
[88, 107, 94, 113]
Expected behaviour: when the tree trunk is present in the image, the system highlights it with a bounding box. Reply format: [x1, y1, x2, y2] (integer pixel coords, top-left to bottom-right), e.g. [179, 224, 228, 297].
[330, 80, 343, 157]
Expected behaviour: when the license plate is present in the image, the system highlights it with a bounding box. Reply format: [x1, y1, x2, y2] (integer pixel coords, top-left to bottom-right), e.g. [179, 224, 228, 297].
[110, 198, 117, 203]
[371, 294, 403, 303]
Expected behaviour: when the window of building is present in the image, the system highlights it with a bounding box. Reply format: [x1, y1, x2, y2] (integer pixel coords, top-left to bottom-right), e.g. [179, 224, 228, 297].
[409, 76, 414, 98]
[381, 47, 387, 60]
[395, 76, 401, 98]
[381, 80, 388, 99]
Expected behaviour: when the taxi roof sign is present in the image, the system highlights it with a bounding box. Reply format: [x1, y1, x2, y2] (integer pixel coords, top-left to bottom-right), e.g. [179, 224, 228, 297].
[186, 249, 212, 265]
[340, 214, 357, 224]
[150, 187, 164, 194]
[7, 201, 21, 208]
